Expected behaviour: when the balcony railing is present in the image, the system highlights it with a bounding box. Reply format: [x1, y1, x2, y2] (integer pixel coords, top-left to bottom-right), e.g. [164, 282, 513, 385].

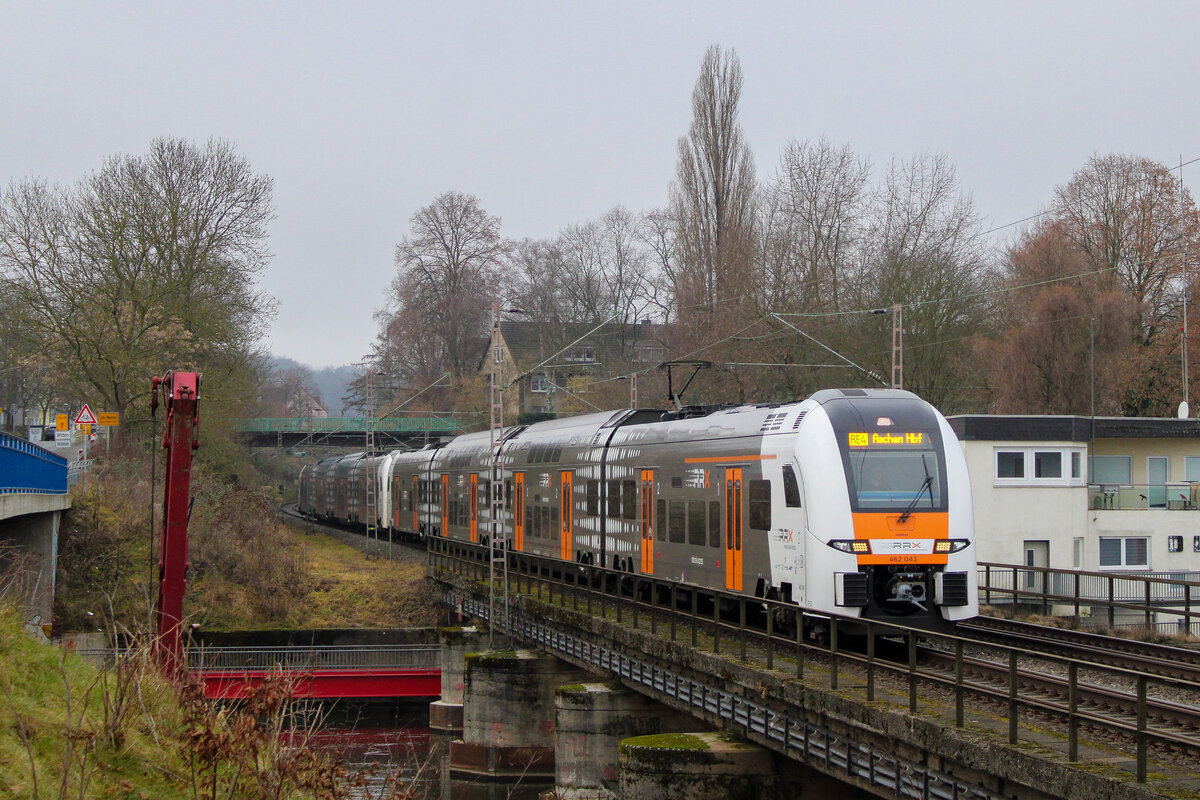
[1088, 482, 1198, 510]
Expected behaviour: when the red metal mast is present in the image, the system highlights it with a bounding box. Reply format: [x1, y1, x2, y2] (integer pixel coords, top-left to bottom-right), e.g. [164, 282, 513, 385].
[150, 371, 200, 674]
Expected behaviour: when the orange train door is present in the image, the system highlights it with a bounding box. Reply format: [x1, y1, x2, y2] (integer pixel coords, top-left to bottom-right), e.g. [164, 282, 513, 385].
[640, 469, 655, 574]
[560, 471, 573, 560]
[725, 467, 743, 591]
[440, 474, 449, 537]
[411, 475, 419, 532]
[469, 473, 479, 543]
[515, 472, 526, 551]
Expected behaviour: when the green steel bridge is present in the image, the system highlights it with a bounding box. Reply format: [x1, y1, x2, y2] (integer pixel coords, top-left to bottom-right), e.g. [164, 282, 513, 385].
[237, 416, 469, 448]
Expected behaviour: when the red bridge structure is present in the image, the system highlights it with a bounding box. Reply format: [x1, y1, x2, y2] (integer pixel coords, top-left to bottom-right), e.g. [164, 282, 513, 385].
[150, 370, 440, 700]
[192, 645, 441, 700]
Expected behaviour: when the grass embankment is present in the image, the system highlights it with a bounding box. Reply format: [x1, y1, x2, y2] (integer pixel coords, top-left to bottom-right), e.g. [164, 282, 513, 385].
[0, 609, 184, 798]
[55, 453, 441, 634]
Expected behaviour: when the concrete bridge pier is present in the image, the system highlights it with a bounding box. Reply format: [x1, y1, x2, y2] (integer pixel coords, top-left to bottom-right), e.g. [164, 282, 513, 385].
[618, 731, 792, 800]
[429, 625, 489, 734]
[449, 649, 585, 781]
[553, 682, 701, 800]
[0, 493, 70, 633]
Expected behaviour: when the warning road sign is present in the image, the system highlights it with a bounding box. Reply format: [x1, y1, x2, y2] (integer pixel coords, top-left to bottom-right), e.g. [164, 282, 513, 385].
[75, 404, 98, 425]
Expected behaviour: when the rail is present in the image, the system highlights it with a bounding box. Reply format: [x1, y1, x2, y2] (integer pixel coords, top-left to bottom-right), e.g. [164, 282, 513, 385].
[430, 538, 1200, 785]
[0, 431, 67, 494]
[979, 561, 1200, 633]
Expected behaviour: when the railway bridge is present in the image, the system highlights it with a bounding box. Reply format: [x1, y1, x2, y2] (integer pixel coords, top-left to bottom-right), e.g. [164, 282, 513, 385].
[428, 538, 1200, 800]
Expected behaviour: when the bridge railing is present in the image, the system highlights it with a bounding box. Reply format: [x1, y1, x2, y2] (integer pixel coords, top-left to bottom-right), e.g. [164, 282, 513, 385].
[187, 644, 440, 671]
[0, 431, 67, 495]
[979, 561, 1200, 633]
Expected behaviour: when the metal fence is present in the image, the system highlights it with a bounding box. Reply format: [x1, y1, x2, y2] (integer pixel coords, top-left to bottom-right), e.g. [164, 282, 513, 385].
[979, 562, 1200, 633]
[0, 431, 67, 494]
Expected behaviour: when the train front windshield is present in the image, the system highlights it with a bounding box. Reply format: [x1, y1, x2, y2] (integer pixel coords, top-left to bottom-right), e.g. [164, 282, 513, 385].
[846, 446, 945, 513]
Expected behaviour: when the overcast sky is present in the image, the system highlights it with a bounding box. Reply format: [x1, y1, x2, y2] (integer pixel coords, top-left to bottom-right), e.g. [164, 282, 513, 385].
[3, 2, 1198, 368]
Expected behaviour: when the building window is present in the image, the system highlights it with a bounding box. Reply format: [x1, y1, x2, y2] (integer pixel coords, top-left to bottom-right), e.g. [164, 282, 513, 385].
[996, 451, 1024, 479]
[1089, 455, 1131, 486]
[565, 346, 595, 362]
[1072, 537, 1083, 569]
[1185, 456, 1200, 483]
[1168, 535, 1183, 553]
[1035, 451, 1062, 478]
[531, 374, 549, 393]
[995, 447, 1087, 486]
[1098, 536, 1148, 569]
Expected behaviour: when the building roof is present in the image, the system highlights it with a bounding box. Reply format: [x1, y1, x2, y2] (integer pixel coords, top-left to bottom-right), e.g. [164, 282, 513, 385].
[948, 414, 1200, 442]
[484, 320, 669, 372]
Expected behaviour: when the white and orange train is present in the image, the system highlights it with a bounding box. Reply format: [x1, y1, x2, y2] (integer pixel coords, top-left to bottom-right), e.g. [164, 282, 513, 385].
[298, 388, 977, 629]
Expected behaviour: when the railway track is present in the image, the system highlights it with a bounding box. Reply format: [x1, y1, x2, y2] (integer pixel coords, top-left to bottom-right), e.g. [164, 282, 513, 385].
[959, 615, 1200, 683]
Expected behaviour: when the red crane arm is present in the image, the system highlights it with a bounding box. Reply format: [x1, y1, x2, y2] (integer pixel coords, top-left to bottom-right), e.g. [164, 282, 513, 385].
[151, 371, 200, 674]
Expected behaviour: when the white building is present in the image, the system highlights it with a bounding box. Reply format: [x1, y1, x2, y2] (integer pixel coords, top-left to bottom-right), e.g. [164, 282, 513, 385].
[948, 415, 1200, 576]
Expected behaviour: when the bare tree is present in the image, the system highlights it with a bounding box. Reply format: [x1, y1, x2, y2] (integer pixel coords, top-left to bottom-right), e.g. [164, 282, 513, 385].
[385, 191, 508, 385]
[670, 44, 757, 313]
[0, 138, 276, 421]
[862, 153, 989, 410]
[1054, 154, 1199, 348]
[762, 138, 871, 313]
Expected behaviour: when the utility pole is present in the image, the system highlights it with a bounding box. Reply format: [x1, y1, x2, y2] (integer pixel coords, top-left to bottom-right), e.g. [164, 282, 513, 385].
[629, 373, 638, 408]
[364, 366, 378, 554]
[487, 302, 509, 647]
[891, 303, 903, 390]
[1181, 155, 1190, 417]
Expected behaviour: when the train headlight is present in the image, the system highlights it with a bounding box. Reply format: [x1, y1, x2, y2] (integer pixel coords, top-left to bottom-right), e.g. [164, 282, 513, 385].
[830, 539, 871, 554]
[934, 539, 970, 554]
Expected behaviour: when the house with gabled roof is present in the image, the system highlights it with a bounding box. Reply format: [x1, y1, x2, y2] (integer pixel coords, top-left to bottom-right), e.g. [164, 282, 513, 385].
[480, 320, 671, 422]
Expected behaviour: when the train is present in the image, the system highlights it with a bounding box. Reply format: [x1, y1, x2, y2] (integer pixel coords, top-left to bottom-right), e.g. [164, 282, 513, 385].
[297, 388, 978, 631]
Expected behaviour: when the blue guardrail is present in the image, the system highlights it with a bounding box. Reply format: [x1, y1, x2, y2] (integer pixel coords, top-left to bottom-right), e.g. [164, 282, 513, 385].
[0, 431, 68, 494]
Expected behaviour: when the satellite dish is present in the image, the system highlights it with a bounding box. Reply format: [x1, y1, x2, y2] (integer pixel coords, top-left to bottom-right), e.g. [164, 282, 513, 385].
[1179, 401, 1190, 419]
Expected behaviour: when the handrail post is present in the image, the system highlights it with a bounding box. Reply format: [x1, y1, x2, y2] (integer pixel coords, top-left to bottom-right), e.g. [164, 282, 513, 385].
[907, 631, 917, 713]
[739, 598, 747, 662]
[1144, 579, 1152, 629]
[670, 585, 677, 642]
[712, 595, 720, 655]
[765, 602, 774, 670]
[1108, 578, 1115, 629]
[1073, 572, 1080, 620]
[829, 618, 839, 691]
[795, 610, 804, 680]
[691, 591, 698, 647]
[866, 622, 875, 702]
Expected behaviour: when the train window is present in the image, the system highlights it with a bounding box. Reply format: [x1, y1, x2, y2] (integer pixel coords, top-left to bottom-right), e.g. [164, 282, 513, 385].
[607, 480, 621, 516]
[526, 504, 534, 537]
[687, 501, 706, 546]
[586, 480, 600, 516]
[749, 480, 772, 530]
[550, 505, 559, 533]
[781, 466, 802, 508]
[552, 446, 563, 462]
[505, 480, 513, 510]
[656, 499, 667, 541]
[671, 477, 683, 488]
[708, 501, 721, 548]
[669, 500, 685, 543]
[622, 480, 637, 519]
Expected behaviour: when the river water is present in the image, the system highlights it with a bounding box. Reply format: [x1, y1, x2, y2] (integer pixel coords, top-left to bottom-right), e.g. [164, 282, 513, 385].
[308, 703, 552, 800]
